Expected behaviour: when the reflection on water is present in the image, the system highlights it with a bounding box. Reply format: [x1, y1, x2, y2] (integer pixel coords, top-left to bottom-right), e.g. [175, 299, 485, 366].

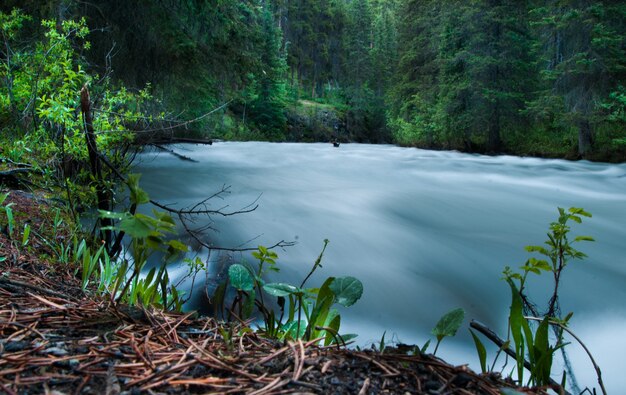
[136, 142, 626, 392]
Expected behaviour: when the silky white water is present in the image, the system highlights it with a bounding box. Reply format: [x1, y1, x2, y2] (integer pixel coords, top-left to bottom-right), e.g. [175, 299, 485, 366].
[135, 142, 626, 392]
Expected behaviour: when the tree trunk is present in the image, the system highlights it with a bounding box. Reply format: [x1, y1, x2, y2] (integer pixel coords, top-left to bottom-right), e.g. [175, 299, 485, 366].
[487, 104, 502, 153]
[578, 119, 593, 157]
[80, 85, 112, 245]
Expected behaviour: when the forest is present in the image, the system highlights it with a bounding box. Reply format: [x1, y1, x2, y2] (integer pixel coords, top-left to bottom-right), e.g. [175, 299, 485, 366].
[1, 0, 625, 161]
[0, 2, 624, 394]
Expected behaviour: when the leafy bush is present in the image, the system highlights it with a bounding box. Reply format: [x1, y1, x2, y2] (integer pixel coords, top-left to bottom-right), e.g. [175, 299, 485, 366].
[0, 10, 152, 204]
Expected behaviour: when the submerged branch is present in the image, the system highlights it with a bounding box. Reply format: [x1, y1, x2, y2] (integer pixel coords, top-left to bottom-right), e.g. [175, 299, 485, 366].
[150, 144, 198, 162]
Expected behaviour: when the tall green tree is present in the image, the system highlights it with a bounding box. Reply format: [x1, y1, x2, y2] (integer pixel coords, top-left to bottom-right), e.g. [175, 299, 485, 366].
[280, 0, 346, 97]
[436, 0, 537, 152]
[247, 2, 289, 138]
[530, 0, 626, 157]
[389, 0, 442, 146]
[391, 0, 537, 152]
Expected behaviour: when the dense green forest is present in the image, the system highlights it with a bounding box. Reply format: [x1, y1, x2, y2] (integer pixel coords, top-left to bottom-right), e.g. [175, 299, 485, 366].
[1, 0, 625, 160]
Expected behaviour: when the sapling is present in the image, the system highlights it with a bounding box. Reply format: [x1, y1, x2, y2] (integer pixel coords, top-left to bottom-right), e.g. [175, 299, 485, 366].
[471, 207, 605, 394]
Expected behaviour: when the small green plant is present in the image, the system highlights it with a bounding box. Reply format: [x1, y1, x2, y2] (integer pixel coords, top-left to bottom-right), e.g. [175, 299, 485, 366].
[503, 207, 593, 387]
[0, 193, 15, 237]
[471, 207, 605, 393]
[378, 331, 387, 354]
[430, 307, 465, 355]
[78, 241, 106, 290]
[21, 223, 31, 246]
[225, 239, 363, 345]
[99, 175, 189, 310]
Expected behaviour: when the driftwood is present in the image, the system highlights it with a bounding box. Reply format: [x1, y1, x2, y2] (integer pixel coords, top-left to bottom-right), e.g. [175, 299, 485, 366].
[150, 144, 199, 162]
[156, 137, 214, 145]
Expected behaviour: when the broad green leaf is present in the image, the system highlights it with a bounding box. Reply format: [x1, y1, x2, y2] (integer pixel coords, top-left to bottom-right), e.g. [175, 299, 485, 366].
[533, 317, 554, 385]
[309, 277, 336, 334]
[119, 216, 153, 238]
[323, 313, 341, 346]
[569, 207, 591, 218]
[507, 279, 526, 383]
[574, 235, 595, 242]
[264, 282, 300, 297]
[167, 239, 188, 252]
[431, 307, 465, 341]
[228, 264, 254, 292]
[280, 320, 306, 340]
[98, 210, 128, 220]
[469, 329, 487, 373]
[569, 215, 582, 223]
[329, 276, 363, 307]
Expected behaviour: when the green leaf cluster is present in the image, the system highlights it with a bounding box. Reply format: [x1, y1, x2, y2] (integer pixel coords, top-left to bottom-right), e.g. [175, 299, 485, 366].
[470, 207, 596, 390]
[223, 241, 363, 346]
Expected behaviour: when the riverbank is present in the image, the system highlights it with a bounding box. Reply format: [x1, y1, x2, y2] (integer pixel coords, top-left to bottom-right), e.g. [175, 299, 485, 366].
[0, 188, 550, 394]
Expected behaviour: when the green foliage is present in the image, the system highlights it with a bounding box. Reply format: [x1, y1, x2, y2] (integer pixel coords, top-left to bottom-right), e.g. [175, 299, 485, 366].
[505, 207, 593, 313]
[223, 240, 363, 345]
[388, 1, 626, 159]
[469, 329, 487, 373]
[98, 182, 189, 311]
[0, 193, 15, 237]
[0, 10, 154, 210]
[431, 307, 465, 355]
[471, 207, 598, 390]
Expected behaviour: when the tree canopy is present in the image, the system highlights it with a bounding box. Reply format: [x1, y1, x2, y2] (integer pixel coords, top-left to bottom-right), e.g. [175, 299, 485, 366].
[1, 0, 624, 159]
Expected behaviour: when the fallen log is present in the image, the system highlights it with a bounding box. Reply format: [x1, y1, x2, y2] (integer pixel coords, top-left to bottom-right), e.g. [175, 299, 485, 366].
[151, 144, 198, 162]
[150, 137, 214, 145]
[0, 168, 35, 188]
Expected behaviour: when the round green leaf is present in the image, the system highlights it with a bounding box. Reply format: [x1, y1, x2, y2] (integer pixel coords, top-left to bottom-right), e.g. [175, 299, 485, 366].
[431, 307, 465, 340]
[228, 264, 254, 292]
[329, 276, 363, 307]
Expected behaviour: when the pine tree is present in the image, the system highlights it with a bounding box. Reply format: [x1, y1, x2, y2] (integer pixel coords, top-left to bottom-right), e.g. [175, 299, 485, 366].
[248, 2, 289, 138]
[530, 0, 626, 157]
[389, 0, 443, 146]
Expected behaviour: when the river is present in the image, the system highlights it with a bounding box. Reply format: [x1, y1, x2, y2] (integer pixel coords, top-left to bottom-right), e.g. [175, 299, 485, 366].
[135, 142, 626, 392]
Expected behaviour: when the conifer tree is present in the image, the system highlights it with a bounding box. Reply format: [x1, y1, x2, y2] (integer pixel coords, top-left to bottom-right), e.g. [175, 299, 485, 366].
[530, 0, 626, 157]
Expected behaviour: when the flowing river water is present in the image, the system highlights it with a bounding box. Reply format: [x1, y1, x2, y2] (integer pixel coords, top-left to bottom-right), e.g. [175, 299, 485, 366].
[135, 142, 626, 391]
